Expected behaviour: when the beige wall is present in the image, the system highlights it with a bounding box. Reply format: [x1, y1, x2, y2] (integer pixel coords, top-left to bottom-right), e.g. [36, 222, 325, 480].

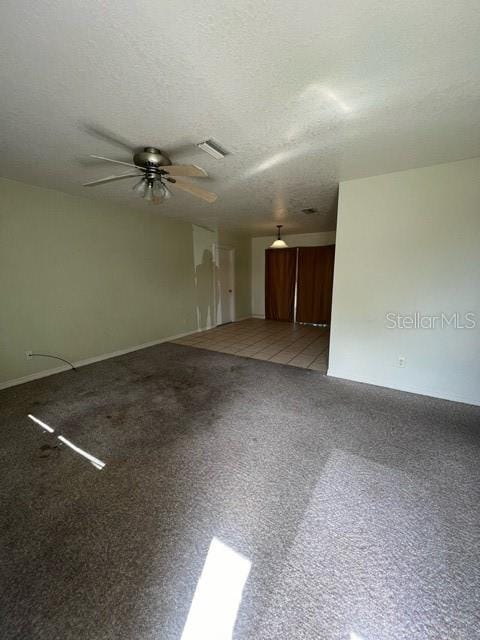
[329, 157, 480, 406]
[251, 231, 336, 317]
[0, 178, 251, 386]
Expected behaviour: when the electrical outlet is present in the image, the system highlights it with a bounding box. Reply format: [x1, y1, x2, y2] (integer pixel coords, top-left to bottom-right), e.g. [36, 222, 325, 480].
[25, 350, 33, 360]
[398, 356, 406, 368]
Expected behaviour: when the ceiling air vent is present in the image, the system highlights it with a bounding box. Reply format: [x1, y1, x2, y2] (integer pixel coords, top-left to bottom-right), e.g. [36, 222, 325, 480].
[197, 139, 228, 159]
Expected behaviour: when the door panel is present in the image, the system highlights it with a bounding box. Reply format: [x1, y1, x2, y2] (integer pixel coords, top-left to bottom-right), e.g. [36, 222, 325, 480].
[218, 247, 235, 324]
[296, 245, 335, 324]
[265, 248, 297, 321]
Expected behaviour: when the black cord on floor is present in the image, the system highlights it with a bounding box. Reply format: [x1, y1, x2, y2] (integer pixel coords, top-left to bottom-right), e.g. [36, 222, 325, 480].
[31, 353, 77, 371]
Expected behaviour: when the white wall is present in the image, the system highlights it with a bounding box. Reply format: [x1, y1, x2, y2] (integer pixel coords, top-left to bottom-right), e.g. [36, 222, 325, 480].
[329, 157, 480, 406]
[251, 231, 336, 317]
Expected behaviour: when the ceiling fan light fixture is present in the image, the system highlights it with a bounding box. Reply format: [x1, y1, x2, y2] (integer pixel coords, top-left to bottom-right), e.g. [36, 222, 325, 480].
[143, 181, 155, 202]
[85, 145, 218, 204]
[161, 183, 172, 199]
[137, 178, 172, 203]
[132, 177, 147, 195]
[270, 225, 288, 248]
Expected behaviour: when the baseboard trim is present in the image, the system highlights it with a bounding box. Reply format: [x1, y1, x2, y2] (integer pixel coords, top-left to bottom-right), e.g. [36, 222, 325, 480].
[251, 314, 265, 319]
[0, 328, 202, 391]
[327, 368, 480, 407]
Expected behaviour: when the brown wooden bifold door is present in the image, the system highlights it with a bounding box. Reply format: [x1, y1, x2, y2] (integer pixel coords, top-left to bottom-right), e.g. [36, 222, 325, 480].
[265, 248, 297, 321]
[296, 245, 335, 324]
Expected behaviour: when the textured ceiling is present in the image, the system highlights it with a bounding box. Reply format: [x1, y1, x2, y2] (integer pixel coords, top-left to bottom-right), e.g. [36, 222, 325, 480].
[1, 1, 479, 235]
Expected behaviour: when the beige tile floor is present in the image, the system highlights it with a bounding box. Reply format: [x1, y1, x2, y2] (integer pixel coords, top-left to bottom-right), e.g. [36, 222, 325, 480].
[172, 318, 330, 372]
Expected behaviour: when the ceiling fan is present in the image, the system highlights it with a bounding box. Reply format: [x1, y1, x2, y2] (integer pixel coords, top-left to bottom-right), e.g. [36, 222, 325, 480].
[82, 146, 217, 203]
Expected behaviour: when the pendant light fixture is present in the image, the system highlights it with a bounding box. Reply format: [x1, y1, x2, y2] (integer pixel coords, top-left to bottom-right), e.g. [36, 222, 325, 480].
[270, 225, 288, 249]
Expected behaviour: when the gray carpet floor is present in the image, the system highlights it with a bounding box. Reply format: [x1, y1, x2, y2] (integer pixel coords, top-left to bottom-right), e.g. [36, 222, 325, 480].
[0, 343, 479, 640]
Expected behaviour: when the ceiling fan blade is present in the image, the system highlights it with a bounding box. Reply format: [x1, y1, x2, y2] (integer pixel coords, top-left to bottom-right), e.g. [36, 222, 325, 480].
[83, 172, 141, 187]
[83, 124, 136, 152]
[172, 179, 218, 203]
[89, 155, 143, 169]
[160, 164, 208, 177]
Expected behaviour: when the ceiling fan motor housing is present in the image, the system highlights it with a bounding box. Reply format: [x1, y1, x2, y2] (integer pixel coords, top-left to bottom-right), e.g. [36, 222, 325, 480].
[133, 147, 171, 171]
